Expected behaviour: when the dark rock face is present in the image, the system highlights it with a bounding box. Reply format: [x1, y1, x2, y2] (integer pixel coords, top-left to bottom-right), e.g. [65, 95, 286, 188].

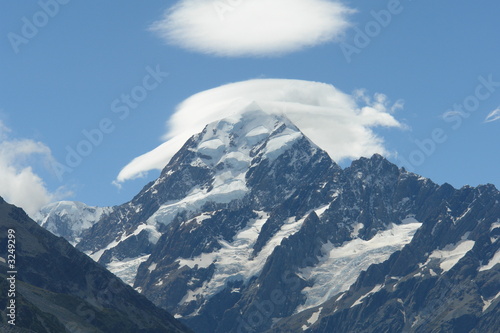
[0, 197, 192, 333]
[36, 110, 499, 333]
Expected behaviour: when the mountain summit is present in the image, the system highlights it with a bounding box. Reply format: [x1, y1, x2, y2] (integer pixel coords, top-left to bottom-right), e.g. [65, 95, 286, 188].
[72, 108, 335, 274]
[37, 108, 500, 333]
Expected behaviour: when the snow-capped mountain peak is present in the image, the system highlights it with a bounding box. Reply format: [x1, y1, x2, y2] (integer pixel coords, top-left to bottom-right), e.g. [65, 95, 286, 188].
[180, 107, 307, 166]
[144, 108, 314, 226]
[64, 107, 328, 287]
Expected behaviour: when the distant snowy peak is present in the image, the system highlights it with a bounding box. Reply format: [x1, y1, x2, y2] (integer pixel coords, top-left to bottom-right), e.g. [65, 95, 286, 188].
[36, 201, 113, 245]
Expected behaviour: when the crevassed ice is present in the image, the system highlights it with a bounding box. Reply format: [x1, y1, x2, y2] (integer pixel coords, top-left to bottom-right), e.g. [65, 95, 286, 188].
[107, 254, 151, 286]
[296, 221, 422, 313]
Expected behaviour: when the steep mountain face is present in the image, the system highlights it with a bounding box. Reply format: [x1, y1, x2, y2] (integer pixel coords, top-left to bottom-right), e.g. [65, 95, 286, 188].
[73, 109, 339, 286]
[0, 197, 192, 333]
[37, 108, 500, 333]
[270, 184, 500, 333]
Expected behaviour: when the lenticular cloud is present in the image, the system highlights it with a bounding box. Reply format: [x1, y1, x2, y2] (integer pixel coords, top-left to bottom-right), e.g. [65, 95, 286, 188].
[150, 0, 353, 57]
[115, 79, 403, 184]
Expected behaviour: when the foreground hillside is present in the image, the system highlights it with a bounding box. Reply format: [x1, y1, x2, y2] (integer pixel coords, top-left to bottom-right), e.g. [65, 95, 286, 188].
[0, 196, 192, 333]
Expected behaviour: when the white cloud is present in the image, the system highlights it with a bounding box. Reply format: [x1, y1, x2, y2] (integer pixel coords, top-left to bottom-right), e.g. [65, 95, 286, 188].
[0, 121, 66, 217]
[485, 107, 500, 123]
[150, 0, 353, 57]
[115, 79, 403, 184]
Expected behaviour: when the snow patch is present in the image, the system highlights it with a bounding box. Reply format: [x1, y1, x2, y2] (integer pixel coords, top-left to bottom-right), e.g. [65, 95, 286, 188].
[301, 307, 322, 330]
[198, 138, 224, 151]
[452, 207, 472, 224]
[194, 213, 212, 224]
[428, 240, 475, 272]
[479, 249, 500, 272]
[350, 223, 364, 238]
[482, 291, 500, 312]
[314, 205, 329, 218]
[263, 130, 302, 160]
[178, 252, 218, 269]
[133, 223, 162, 244]
[490, 219, 500, 231]
[245, 125, 271, 144]
[351, 284, 383, 308]
[88, 249, 106, 262]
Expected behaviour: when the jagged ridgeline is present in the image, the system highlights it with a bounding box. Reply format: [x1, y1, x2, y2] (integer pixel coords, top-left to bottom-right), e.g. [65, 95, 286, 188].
[36, 109, 500, 333]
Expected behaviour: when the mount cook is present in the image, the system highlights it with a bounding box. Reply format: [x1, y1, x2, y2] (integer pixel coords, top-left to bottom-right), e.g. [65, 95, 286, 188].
[36, 108, 500, 332]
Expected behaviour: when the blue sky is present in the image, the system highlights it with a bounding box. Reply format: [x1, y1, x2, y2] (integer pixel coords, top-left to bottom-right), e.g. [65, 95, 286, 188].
[0, 0, 499, 214]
